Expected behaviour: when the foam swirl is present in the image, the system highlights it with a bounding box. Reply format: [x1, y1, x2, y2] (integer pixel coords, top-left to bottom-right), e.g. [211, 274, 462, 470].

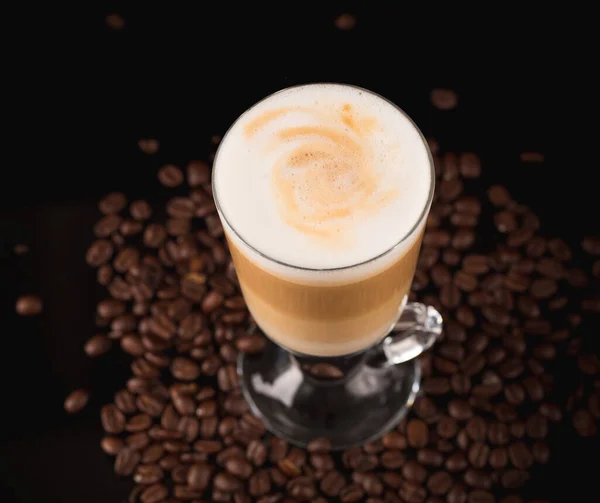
[245, 103, 400, 244]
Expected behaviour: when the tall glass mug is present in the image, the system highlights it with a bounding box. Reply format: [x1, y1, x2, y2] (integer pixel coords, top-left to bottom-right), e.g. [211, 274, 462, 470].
[212, 83, 442, 449]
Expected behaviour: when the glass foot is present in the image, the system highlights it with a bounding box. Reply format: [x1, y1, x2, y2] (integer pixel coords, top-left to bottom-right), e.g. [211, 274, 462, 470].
[238, 339, 421, 450]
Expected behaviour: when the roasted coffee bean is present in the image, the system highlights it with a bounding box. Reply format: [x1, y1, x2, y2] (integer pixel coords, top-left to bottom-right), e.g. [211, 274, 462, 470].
[399, 480, 427, 503]
[452, 374, 471, 395]
[139, 483, 168, 503]
[126, 413, 151, 433]
[311, 453, 334, 472]
[170, 357, 200, 381]
[87, 239, 114, 267]
[379, 451, 404, 469]
[114, 389, 137, 414]
[374, 434, 404, 455]
[94, 214, 122, 238]
[488, 423, 510, 445]
[407, 419, 429, 448]
[489, 447, 507, 469]
[99, 192, 127, 214]
[435, 416, 457, 439]
[84, 334, 112, 357]
[276, 458, 300, 477]
[115, 447, 140, 476]
[572, 409, 596, 437]
[526, 414, 548, 439]
[235, 333, 266, 354]
[249, 469, 272, 497]
[414, 396, 438, 420]
[445, 452, 468, 473]
[64, 389, 90, 414]
[461, 353, 485, 377]
[417, 448, 443, 467]
[464, 469, 491, 490]
[187, 160, 210, 186]
[339, 484, 365, 502]
[134, 464, 164, 485]
[532, 441, 550, 463]
[213, 471, 243, 492]
[448, 484, 468, 503]
[286, 477, 316, 501]
[468, 442, 490, 468]
[465, 416, 487, 442]
[319, 470, 346, 497]
[531, 278, 557, 299]
[101, 436, 124, 455]
[126, 432, 150, 450]
[137, 394, 164, 417]
[141, 444, 164, 464]
[448, 399, 472, 420]
[121, 334, 145, 357]
[144, 224, 167, 248]
[101, 404, 125, 434]
[194, 439, 223, 454]
[427, 471, 453, 495]
[157, 164, 184, 187]
[402, 460, 427, 483]
[468, 490, 495, 503]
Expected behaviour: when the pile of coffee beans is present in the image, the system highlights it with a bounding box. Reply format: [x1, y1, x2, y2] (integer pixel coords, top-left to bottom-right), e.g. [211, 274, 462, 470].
[76, 133, 599, 503]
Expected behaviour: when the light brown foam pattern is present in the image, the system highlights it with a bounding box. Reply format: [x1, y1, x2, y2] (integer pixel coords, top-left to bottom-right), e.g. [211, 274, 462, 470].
[244, 104, 400, 245]
[227, 229, 423, 356]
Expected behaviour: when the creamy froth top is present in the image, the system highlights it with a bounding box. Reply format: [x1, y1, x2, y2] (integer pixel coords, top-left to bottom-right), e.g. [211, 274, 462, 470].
[214, 84, 432, 270]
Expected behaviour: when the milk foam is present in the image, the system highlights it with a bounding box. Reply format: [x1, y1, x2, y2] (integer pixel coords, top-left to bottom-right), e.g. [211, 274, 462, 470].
[214, 84, 432, 281]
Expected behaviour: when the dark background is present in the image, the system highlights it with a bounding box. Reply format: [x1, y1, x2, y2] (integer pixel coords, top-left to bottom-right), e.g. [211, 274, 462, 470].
[1, 3, 597, 502]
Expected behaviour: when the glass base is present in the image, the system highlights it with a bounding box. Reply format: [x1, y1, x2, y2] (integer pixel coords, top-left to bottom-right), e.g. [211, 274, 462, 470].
[238, 339, 421, 450]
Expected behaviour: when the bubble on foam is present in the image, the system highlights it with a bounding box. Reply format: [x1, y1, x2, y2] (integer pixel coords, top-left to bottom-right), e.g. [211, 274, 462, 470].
[214, 84, 432, 277]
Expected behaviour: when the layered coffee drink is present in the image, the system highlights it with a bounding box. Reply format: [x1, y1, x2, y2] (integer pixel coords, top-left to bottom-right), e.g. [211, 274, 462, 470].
[213, 84, 433, 357]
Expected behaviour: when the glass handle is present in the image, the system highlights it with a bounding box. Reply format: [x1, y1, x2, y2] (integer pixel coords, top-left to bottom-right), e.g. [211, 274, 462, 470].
[382, 302, 443, 365]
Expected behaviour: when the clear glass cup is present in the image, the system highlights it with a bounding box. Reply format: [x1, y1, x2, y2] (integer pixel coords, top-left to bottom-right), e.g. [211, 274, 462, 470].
[212, 84, 442, 450]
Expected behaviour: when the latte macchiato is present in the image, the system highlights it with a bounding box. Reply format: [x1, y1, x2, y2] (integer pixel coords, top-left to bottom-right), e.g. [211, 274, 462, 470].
[213, 84, 433, 356]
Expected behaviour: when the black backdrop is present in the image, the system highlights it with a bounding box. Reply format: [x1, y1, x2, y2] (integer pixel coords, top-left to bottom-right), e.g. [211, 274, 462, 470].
[0, 3, 597, 502]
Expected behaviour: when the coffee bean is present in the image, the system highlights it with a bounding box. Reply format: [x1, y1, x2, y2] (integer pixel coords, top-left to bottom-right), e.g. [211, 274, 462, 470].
[464, 469, 491, 490]
[94, 213, 122, 238]
[443, 248, 462, 266]
[101, 436, 124, 455]
[526, 413, 548, 439]
[547, 238, 571, 261]
[101, 404, 125, 434]
[250, 470, 272, 497]
[99, 192, 127, 214]
[531, 278, 557, 299]
[157, 164, 184, 187]
[487, 185, 511, 206]
[126, 431, 150, 450]
[423, 377, 451, 396]
[414, 396, 438, 421]
[236, 333, 266, 354]
[488, 423, 509, 445]
[134, 464, 164, 485]
[433, 415, 455, 439]
[63, 388, 90, 414]
[143, 224, 167, 248]
[427, 471, 453, 495]
[451, 374, 471, 395]
[454, 270, 478, 292]
[467, 490, 495, 503]
[431, 88, 458, 110]
[170, 357, 200, 381]
[115, 447, 140, 476]
[467, 442, 490, 469]
[186, 160, 210, 186]
[448, 399, 472, 420]
[501, 469, 529, 489]
[572, 409, 596, 437]
[448, 484, 468, 503]
[461, 353, 485, 377]
[445, 452, 468, 473]
[417, 448, 443, 467]
[339, 484, 365, 502]
[406, 419, 429, 448]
